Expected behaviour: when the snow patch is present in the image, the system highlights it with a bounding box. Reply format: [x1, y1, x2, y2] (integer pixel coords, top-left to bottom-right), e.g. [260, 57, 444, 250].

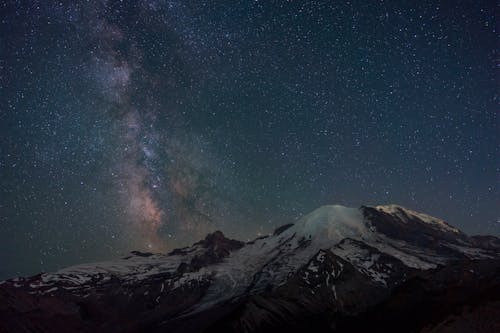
[374, 205, 460, 234]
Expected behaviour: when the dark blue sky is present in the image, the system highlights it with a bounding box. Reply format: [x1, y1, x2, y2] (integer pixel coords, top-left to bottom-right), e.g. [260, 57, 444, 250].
[0, 0, 498, 279]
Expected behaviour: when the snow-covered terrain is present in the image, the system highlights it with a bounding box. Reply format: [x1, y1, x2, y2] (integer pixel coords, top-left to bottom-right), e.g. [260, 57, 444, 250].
[1, 204, 499, 333]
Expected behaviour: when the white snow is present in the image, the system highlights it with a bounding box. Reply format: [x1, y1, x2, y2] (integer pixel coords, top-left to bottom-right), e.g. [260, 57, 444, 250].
[187, 204, 455, 314]
[292, 205, 371, 244]
[444, 243, 495, 259]
[10, 203, 489, 319]
[333, 240, 389, 285]
[364, 236, 437, 269]
[42, 287, 58, 294]
[374, 205, 460, 234]
[39, 249, 203, 288]
[308, 262, 319, 273]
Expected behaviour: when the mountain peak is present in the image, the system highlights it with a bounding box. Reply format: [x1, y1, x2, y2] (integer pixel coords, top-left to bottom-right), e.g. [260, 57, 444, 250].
[196, 230, 244, 249]
[371, 204, 461, 234]
[288, 205, 371, 244]
[203, 230, 226, 243]
[1, 204, 498, 333]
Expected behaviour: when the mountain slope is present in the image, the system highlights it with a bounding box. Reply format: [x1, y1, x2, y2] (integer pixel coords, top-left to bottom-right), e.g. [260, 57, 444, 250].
[1, 204, 499, 333]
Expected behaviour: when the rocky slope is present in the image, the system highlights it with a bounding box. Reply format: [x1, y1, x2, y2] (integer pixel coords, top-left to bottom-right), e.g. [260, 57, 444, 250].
[1, 204, 499, 333]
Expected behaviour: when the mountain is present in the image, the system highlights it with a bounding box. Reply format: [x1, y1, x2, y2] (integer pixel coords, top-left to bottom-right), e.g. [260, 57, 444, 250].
[1, 205, 499, 333]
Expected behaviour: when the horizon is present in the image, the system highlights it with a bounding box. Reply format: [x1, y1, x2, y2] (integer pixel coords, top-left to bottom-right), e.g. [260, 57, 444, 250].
[1, 1, 498, 281]
[0, 202, 497, 280]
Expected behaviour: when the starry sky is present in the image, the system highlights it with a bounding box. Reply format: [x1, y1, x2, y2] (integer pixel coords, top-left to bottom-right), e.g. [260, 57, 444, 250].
[0, 0, 498, 279]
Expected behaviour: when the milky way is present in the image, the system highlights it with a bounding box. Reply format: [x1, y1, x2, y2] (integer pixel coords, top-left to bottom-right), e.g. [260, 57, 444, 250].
[75, 1, 246, 252]
[86, 8, 167, 251]
[0, 0, 498, 279]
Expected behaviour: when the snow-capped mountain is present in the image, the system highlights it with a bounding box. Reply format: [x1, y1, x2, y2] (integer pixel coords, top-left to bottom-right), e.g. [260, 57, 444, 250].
[1, 205, 499, 333]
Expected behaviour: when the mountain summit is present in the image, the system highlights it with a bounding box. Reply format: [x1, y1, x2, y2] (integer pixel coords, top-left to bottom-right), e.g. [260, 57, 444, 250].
[1, 205, 499, 332]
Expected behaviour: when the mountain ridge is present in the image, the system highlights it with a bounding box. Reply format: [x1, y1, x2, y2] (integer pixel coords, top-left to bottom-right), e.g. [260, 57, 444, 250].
[1, 204, 499, 332]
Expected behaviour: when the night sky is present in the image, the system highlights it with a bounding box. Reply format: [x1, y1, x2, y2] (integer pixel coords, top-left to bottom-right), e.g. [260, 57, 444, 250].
[0, 0, 498, 279]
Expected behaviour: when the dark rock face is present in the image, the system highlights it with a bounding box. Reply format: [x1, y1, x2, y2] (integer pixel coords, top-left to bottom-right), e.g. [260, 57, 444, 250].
[0, 261, 213, 333]
[335, 259, 500, 333]
[1, 205, 499, 333]
[361, 205, 468, 247]
[361, 206, 500, 261]
[130, 251, 154, 257]
[273, 223, 294, 236]
[190, 231, 245, 269]
[0, 231, 243, 333]
[470, 235, 500, 250]
[333, 238, 415, 287]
